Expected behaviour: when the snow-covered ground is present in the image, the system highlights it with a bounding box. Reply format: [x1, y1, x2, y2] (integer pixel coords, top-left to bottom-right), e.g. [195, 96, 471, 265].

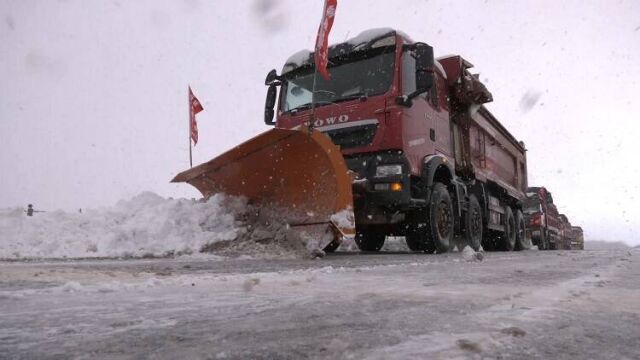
[0, 192, 427, 263]
[0, 192, 247, 259]
[2, 193, 639, 358]
[1, 249, 638, 359]
[0, 192, 325, 260]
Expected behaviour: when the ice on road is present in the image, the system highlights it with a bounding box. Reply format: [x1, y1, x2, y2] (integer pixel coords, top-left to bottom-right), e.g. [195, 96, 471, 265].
[1, 249, 639, 359]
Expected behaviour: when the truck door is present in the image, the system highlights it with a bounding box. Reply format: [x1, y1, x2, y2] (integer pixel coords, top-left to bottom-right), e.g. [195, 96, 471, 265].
[400, 48, 436, 175]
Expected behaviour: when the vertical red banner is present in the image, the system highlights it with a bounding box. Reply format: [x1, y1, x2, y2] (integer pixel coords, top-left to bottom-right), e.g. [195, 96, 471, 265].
[189, 87, 203, 145]
[314, 0, 337, 80]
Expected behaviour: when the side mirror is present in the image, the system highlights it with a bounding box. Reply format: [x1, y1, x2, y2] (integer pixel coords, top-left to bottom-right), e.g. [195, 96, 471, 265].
[265, 69, 279, 85]
[414, 43, 434, 69]
[397, 43, 436, 107]
[264, 84, 277, 125]
[416, 69, 435, 94]
[414, 42, 435, 93]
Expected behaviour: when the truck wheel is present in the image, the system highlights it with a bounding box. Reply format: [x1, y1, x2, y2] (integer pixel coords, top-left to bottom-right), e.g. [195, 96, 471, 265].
[501, 207, 516, 251]
[548, 232, 557, 250]
[464, 194, 483, 251]
[427, 183, 454, 253]
[482, 230, 498, 251]
[355, 226, 385, 252]
[514, 210, 527, 250]
[534, 231, 546, 250]
[405, 220, 436, 253]
[541, 230, 550, 250]
[405, 222, 426, 252]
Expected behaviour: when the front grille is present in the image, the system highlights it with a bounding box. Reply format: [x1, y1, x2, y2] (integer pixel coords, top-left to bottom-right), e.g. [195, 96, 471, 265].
[324, 124, 378, 149]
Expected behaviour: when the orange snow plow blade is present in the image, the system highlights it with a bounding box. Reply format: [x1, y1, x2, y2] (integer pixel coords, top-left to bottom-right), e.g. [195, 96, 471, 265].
[172, 128, 355, 237]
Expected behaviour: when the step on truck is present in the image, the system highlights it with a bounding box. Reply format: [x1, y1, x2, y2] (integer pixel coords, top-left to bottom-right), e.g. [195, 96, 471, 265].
[173, 28, 530, 253]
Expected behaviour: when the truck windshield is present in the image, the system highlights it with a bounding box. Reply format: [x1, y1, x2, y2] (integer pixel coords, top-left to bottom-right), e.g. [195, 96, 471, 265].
[280, 46, 395, 112]
[523, 198, 541, 214]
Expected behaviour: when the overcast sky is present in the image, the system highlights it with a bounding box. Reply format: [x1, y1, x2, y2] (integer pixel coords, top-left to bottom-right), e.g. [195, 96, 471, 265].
[1, 0, 639, 244]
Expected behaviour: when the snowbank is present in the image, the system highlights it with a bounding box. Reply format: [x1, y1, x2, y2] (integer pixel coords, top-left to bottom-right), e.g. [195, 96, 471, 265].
[0, 192, 246, 259]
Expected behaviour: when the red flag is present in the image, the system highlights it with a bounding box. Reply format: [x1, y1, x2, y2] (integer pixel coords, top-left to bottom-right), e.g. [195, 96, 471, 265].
[314, 0, 337, 80]
[189, 86, 203, 145]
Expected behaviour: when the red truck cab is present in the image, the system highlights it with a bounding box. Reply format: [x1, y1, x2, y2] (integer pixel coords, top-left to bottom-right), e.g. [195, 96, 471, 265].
[523, 187, 562, 250]
[274, 29, 451, 176]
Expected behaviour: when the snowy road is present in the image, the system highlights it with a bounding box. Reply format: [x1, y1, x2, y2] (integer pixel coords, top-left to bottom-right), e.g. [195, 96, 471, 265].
[1, 248, 639, 359]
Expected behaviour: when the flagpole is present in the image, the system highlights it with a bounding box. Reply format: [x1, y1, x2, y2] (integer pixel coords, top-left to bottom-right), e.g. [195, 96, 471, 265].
[309, 0, 325, 134]
[309, 67, 319, 134]
[311, 0, 335, 133]
[188, 86, 193, 168]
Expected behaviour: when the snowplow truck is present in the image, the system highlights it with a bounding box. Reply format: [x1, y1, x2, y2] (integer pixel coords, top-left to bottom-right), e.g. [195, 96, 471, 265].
[173, 28, 530, 253]
[523, 186, 563, 250]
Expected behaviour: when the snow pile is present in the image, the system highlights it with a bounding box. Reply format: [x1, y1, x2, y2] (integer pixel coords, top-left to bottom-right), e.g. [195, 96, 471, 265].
[0, 192, 246, 259]
[461, 246, 484, 262]
[0, 192, 329, 260]
[380, 237, 410, 252]
[200, 204, 310, 259]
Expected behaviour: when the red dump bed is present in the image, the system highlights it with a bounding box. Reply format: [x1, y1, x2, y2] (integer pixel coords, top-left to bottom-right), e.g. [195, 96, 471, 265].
[467, 106, 527, 198]
[439, 55, 527, 200]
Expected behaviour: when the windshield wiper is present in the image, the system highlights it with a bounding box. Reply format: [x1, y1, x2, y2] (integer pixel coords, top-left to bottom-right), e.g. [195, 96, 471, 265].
[335, 92, 368, 103]
[287, 92, 368, 114]
[288, 100, 334, 113]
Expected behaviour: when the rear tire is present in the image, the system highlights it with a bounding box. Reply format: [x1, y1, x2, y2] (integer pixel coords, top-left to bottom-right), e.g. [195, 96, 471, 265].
[482, 230, 498, 251]
[355, 226, 385, 252]
[548, 231, 557, 250]
[542, 230, 550, 250]
[501, 207, 516, 251]
[464, 194, 483, 251]
[534, 230, 547, 250]
[514, 210, 527, 250]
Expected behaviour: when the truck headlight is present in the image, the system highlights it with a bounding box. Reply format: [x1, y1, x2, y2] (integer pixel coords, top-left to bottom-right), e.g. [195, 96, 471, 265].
[375, 164, 402, 177]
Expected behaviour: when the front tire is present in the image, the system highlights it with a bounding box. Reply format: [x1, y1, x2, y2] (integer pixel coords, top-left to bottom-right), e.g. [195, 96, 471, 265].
[355, 226, 385, 252]
[405, 221, 426, 252]
[405, 220, 436, 253]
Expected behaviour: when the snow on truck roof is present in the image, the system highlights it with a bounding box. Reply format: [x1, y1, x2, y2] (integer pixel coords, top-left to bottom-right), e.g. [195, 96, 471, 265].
[282, 28, 447, 79]
[282, 28, 408, 74]
[345, 27, 409, 46]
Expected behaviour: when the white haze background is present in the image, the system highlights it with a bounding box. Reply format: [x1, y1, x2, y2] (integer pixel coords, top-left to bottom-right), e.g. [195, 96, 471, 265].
[1, 0, 639, 245]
